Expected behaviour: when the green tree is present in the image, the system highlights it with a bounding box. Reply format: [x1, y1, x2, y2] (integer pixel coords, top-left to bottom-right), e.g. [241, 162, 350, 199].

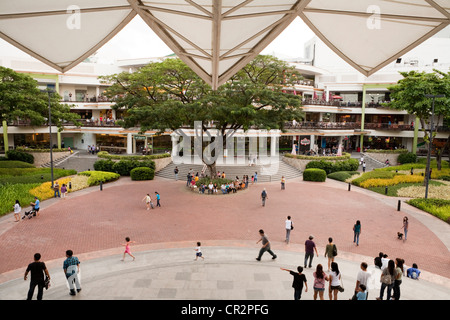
[100, 55, 304, 176]
[387, 69, 450, 177]
[0, 66, 80, 147]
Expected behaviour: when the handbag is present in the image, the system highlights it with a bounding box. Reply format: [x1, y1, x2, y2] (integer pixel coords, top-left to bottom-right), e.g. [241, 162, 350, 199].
[338, 275, 344, 292]
[332, 244, 338, 257]
[291, 223, 294, 230]
[44, 276, 51, 290]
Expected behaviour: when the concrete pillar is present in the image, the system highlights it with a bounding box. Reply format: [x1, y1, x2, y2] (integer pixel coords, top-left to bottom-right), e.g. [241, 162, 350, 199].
[310, 135, 315, 150]
[126, 133, 132, 154]
[57, 131, 61, 149]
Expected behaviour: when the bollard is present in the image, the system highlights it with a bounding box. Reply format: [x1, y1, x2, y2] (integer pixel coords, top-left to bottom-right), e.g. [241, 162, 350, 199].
[348, 183, 351, 191]
[397, 200, 401, 211]
[100, 181, 103, 191]
[385, 186, 388, 195]
[69, 181, 72, 190]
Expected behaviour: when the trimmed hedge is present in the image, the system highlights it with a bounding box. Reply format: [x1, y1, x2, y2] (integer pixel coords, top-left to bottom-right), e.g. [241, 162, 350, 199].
[0, 160, 35, 168]
[78, 171, 120, 186]
[130, 167, 155, 181]
[407, 198, 450, 223]
[97, 151, 170, 161]
[305, 158, 359, 174]
[397, 152, 417, 164]
[6, 150, 34, 164]
[284, 152, 351, 161]
[303, 168, 327, 182]
[93, 159, 156, 176]
[327, 171, 360, 182]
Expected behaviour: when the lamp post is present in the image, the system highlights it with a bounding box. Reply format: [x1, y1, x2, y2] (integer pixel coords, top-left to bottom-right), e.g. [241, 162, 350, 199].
[42, 89, 55, 188]
[424, 94, 445, 199]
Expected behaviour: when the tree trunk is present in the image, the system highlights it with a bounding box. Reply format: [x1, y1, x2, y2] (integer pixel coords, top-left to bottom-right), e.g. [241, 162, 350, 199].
[206, 162, 217, 179]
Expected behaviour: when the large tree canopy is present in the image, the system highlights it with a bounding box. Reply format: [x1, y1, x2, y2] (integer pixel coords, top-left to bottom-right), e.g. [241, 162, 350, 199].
[387, 69, 450, 171]
[100, 55, 304, 175]
[0, 66, 80, 131]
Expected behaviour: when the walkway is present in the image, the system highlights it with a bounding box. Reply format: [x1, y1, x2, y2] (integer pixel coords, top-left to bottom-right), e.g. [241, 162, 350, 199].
[0, 175, 449, 300]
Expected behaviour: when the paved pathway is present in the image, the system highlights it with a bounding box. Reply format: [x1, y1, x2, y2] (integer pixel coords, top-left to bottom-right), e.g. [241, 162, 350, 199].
[0, 175, 449, 300]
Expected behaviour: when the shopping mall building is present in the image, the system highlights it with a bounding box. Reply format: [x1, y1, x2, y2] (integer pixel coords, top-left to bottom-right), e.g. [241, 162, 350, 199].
[1, 28, 449, 157]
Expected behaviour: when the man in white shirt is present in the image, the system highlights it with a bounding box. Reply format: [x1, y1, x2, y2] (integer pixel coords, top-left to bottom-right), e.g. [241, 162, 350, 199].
[381, 254, 389, 271]
[285, 216, 293, 244]
[353, 262, 371, 300]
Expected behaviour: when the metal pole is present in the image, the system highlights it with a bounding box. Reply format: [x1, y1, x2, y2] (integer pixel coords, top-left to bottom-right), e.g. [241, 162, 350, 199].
[47, 90, 54, 188]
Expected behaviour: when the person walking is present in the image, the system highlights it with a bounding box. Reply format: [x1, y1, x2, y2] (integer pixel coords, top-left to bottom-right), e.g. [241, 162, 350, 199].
[402, 216, 409, 241]
[304, 235, 318, 268]
[328, 262, 343, 300]
[155, 192, 161, 207]
[377, 259, 396, 300]
[313, 264, 329, 300]
[254, 172, 258, 183]
[256, 229, 277, 261]
[362, 161, 366, 173]
[24, 253, 50, 300]
[280, 266, 308, 300]
[121, 237, 136, 261]
[194, 242, 204, 261]
[324, 237, 337, 271]
[142, 193, 153, 210]
[63, 250, 81, 296]
[13, 199, 21, 222]
[261, 188, 268, 207]
[174, 166, 179, 180]
[281, 176, 286, 190]
[353, 220, 361, 246]
[30, 196, 40, 217]
[285, 216, 293, 244]
[393, 258, 404, 300]
[352, 262, 370, 300]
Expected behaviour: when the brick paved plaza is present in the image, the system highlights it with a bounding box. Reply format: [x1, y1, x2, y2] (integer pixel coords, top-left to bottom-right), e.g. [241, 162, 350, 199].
[0, 175, 449, 300]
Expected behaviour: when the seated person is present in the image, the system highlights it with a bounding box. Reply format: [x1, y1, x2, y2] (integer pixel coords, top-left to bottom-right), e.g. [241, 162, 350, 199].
[221, 184, 227, 194]
[407, 263, 421, 280]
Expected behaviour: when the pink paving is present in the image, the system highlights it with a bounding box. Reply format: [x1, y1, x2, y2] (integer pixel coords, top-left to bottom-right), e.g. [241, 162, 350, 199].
[0, 176, 449, 281]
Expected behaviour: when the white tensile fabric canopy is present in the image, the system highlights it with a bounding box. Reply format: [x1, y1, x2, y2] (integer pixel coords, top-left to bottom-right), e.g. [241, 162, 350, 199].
[1, 0, 449, 89]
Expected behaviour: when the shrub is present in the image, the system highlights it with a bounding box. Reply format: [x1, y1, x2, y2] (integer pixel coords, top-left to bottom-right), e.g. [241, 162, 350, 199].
[130, 167, 155, 181]
[407, 198, 450, 223]
[78, 171, 120, 186]
[6, 150, 34, 164]
[303, 168, 326, 182]
[306, 158, 358, 174]
[360, 174, 424, 188]
[93, 159, 115, 172]
[29, 177, 72, 200]
[0, 161, 35, 168]
[0, 168, 77, 185]
[351, 170, 396, 186]
[327, 171, 360, 182]
[397, 152, 417, 164]
[0, 183, 40, 216]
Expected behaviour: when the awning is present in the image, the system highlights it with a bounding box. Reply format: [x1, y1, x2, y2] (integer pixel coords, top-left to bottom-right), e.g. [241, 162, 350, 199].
[0, 1, 448, 90]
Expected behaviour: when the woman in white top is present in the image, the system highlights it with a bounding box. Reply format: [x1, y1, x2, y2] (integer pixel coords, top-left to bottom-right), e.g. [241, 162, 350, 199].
[13, 200, 21, 222]
[328, 262, 342, 300]
[285, 216, 293, 244]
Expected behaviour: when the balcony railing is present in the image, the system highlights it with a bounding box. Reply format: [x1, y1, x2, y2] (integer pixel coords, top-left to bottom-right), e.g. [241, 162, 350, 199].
[285, 121, 416, 131]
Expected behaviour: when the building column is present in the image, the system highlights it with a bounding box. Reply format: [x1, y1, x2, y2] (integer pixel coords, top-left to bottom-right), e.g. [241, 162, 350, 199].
[310, 135, 315, 150]
[2, 121, 8, 152]
[412, 116, 419, 154]
[126, 133, 132, 154]
[57, 131, 61, 149]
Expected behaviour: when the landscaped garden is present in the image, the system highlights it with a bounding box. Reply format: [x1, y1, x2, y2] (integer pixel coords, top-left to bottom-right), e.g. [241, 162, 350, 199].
[0, 152, 120, 217]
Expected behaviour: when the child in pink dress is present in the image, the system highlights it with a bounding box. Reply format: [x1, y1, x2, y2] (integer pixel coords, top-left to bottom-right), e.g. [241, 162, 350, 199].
[121, 237, 136, 261]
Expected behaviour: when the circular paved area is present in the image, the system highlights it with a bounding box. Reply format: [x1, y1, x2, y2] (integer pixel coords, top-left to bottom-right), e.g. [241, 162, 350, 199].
[0, 175, 449, 300]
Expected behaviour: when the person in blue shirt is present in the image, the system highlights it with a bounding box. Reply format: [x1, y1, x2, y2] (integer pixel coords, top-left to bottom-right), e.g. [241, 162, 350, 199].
[407, 263, 421, 280]
[356, 284, 367, 300]
[63, 250, 81, 296]
[155, 192, 161, 207]
[30, 197, 40, 217]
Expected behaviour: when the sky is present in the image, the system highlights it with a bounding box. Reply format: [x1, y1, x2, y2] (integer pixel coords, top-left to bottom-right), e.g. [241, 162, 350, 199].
[0, 16, 316, 64]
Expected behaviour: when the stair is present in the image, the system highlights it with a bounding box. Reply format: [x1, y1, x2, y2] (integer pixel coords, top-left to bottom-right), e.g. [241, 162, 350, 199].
[156, 158, 302, 182]
[354, 152, 388, 172]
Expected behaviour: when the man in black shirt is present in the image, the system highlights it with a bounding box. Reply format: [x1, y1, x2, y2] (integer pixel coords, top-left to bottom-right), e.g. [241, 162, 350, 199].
[281, 266, 308, 300]
[24, 253, 50, 300]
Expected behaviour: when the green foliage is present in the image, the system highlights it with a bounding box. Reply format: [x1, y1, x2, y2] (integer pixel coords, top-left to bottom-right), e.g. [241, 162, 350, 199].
[284, 152, 351, 160]
[351, 170, 396, 186]
[407, 198, 450, 223]
[0, 160, 35, 168]
[397, 152, 417, 164]
[93, 159, 115, 172]
[303, 168, 327, 182]
[0, 183, 40, 216]
[78, 171, 120, 186]
[0, 66, 80, 129]
[195, 177, 232, 188]
[97, 151, 170, 161]
[6, 150, 34, 164]
[130, 167, 155, 181]
[305, 158, 358, 174]
[327, 171, 360, 182]
[0, 168, 76, 185]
